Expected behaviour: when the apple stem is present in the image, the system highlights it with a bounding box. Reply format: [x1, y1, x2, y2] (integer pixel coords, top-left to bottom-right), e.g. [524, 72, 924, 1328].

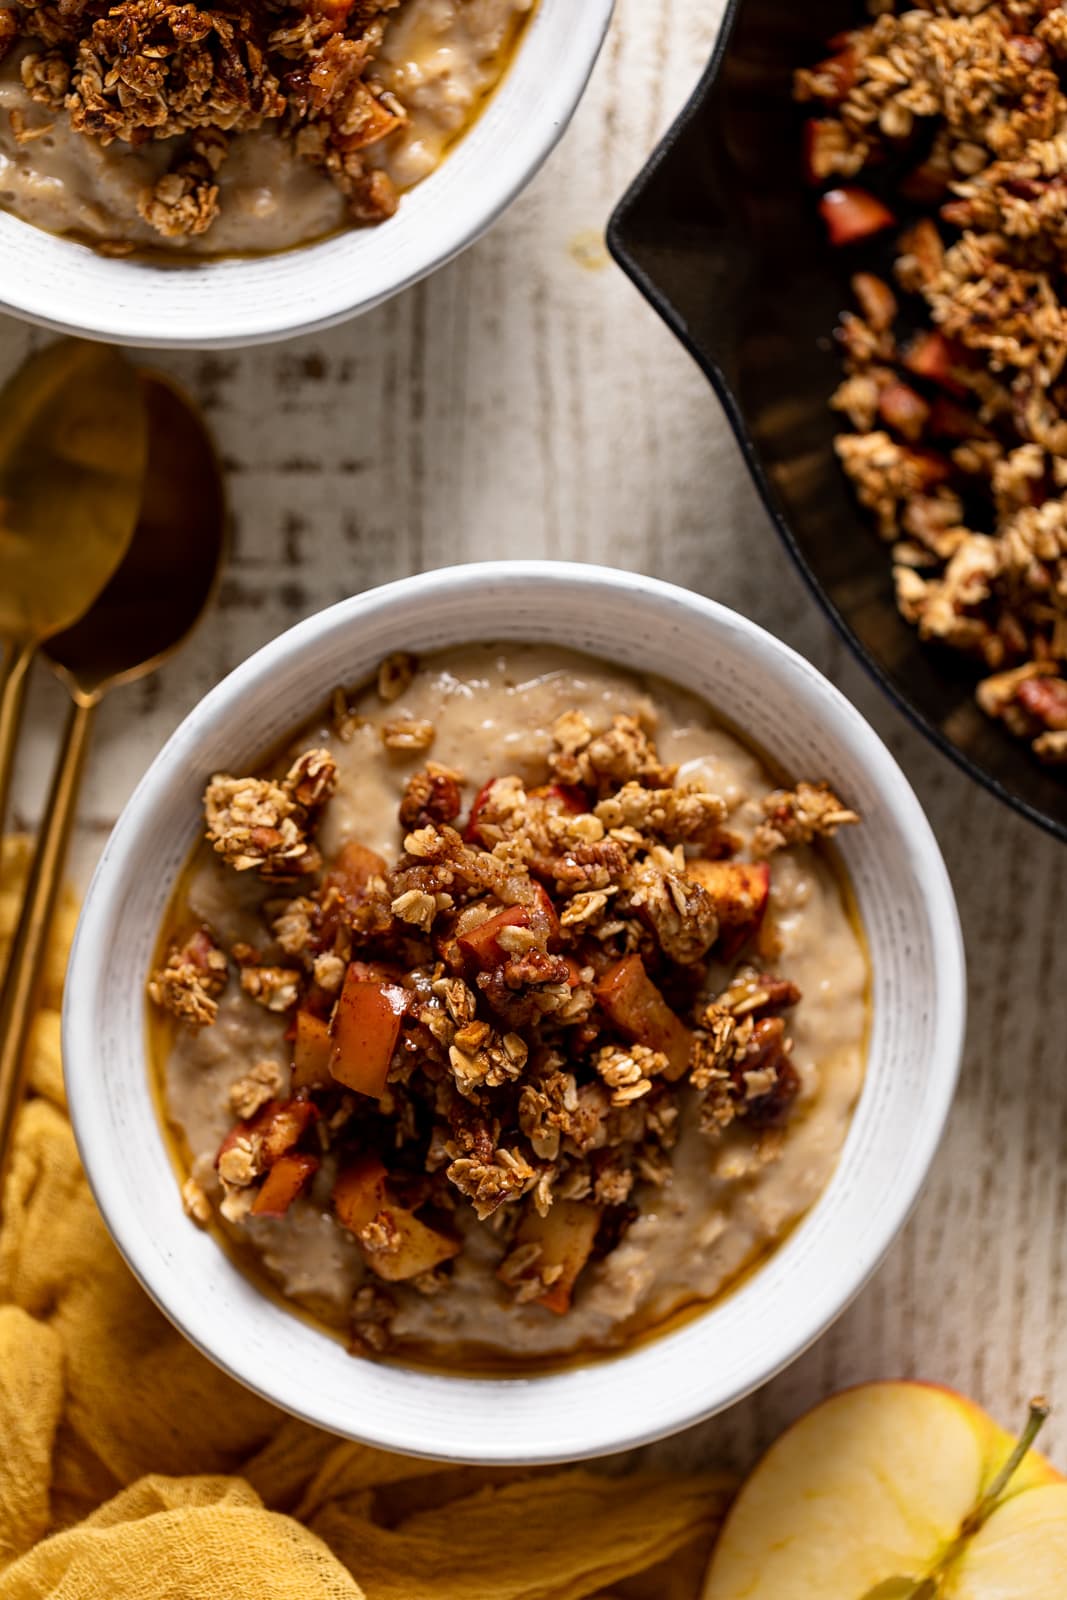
[960, 1396, 1051, 1538]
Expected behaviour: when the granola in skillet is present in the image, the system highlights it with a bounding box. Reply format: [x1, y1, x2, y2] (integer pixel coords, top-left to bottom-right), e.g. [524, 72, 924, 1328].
[150, 651, 862, 1360]
[796, 0, 1067, 766]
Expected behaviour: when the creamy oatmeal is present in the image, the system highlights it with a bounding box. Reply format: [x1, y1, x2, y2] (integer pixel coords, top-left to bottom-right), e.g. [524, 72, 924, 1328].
[149, 645, 868, 1368]
[0, 0, 533, 256]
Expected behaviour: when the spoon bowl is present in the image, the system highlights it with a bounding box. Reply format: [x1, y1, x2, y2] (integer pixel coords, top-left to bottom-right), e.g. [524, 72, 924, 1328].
[0, 370, 225, 1198]
[46, 373, 226, 702]
[0, 340, 147, 837]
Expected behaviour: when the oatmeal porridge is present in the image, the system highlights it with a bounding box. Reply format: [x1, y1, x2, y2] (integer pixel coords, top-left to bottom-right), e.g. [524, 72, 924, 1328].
[0, 0, 533, 256]
[149, 645, 869, 1368]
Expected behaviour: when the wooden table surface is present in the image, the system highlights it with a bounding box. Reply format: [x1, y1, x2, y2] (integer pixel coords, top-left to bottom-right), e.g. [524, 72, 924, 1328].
[6, 0, 1067, 1477]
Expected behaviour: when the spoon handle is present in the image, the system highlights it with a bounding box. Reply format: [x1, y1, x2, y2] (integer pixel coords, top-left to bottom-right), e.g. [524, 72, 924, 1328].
[0, 637, 36, 857]
[0, 696, 95, 1205]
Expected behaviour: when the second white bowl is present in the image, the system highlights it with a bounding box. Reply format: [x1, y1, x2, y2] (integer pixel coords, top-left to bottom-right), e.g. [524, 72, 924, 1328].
[64, 562, 966, 1462]
[0, 0, 613, 347]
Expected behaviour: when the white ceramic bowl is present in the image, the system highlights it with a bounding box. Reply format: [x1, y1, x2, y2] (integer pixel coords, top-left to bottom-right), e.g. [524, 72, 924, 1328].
[65, 562, 966, 1463]
[0, 2, 613, 348]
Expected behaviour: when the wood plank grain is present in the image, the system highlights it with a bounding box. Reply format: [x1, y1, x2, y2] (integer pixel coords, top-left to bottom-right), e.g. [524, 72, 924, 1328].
[3, 0, 1066, 1476]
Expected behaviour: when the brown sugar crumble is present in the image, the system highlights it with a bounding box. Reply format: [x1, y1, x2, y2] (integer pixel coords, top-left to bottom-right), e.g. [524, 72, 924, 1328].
[795, 0, 1067, 766]
[4, 0, 409, 243]
[150, 663, 859, 1356]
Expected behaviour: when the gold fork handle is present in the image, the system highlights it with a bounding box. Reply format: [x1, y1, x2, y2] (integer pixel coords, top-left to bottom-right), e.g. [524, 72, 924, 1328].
[0, 695, 95, 1204]
[0, 636, 36, 855]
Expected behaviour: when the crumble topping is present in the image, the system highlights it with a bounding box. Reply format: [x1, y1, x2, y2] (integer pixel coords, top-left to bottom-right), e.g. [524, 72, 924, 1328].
[148, 926, 228, 1025]
[796, 1, 1067, 765]
[8, 0, 407, 243]
[150, 661, 861, 1355]
[204, 748, 336, 877]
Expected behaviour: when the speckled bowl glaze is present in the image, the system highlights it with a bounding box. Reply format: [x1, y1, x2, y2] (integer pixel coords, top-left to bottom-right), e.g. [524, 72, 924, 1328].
[0, 0, 613, 348]
[64, 562, 965, 1463]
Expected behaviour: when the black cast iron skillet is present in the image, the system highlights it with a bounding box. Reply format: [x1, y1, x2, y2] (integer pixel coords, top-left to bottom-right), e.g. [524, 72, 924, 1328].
[607, 0, 1067, 845]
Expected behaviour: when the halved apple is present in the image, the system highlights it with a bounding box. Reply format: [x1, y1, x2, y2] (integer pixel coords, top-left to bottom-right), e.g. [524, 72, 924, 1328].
[594, 954, 691, 1078]
[702, 1382, 1067, 1600]
[328, 965, 407, 1099]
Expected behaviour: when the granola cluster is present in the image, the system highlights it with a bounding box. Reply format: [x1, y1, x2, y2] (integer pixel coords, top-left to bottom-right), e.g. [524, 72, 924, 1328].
[796, 0, 1067, 764]
[150, 681, 858, 1355]
[2, 0, 407, 242]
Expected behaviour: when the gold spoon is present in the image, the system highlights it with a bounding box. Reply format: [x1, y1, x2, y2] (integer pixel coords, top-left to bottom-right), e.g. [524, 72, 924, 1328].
[0, 340, 147, 845]
[0, 372, 225, 1194]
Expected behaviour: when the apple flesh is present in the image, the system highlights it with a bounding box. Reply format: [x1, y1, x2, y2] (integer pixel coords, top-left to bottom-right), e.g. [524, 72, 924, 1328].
[702, 1382, 1067, 1600]
[328, 965, 407, 1099]
[594, 954, 691, 1079]
[324, 840, 387, 901]
[332, 1156, 460, 1282]
[511, 1200, 601, 1314]
[686, 860, 770, 963]
[290, 1009, 333, 1090]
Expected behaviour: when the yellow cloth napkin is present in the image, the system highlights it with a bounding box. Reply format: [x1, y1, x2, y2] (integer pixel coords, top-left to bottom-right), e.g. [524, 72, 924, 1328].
[0, 838, 731, 1600]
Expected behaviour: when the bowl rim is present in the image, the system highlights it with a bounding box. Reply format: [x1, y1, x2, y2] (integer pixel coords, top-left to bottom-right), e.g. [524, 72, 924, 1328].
[605, 0, 1067, 848]
[63, 561, 967, 1462]
[0, 0, 614, 349]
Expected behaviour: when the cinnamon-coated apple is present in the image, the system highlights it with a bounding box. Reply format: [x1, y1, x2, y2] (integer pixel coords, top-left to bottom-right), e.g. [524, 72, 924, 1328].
[702, 1382, 1066, 1600]
[328, 966, 407, 1098]
[594, 954, 691, 1078]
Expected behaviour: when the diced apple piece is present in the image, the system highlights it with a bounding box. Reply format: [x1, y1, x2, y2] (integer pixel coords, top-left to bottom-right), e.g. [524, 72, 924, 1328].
[818, 187, 894, 246]
[686, 859, 771, 963]
[368, 1211, 461, 1282]
[216, 1094, 318, 1170]
[332, 1156, 459, 1282]
[808, 47, 857, 104]
[902, 329, 966, 394]
[251, 1152, 320, 1217]
[928, 394, 989, 441]
[513, 1200, 602, 1314]
[1017, 674, 1067, 730]
[457, 888, 560, 969]
[332, 1155, 389, 1231]
[329, 967, 407, 1099]
[324, 839, 387, 901]
[463, 778, 497, 842]
[877, 380, 929, 443]
[291, 1009, 333, 1090]
[594, 954, 691, 1080]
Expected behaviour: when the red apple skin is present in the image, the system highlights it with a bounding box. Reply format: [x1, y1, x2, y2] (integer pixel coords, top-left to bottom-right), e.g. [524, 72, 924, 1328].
[902, 330, 967, 395]
[463, 779, 497, 842]
[328, 967, 407, 1099]
[216, 1095, 319, 1170]
[251, 1152, 320, 1217]
[456, 887, 561, 969]
[686, 859, 771, 963]
[594, 954, 692, 1079]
